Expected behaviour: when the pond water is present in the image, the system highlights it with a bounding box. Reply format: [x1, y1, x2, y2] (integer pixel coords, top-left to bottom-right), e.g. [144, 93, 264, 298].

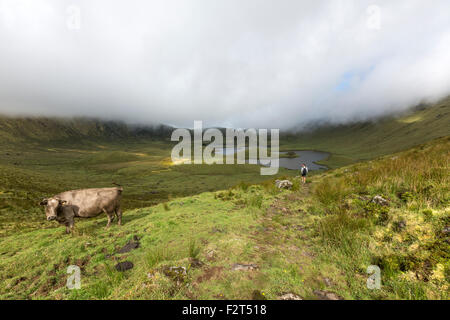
[214, 148, 329, 171]
[278, 150, 329, 171]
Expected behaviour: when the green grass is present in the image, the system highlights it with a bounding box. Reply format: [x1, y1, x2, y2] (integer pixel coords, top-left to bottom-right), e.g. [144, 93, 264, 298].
[0, 137, 448, 299]
[0, 101, 449, 300]
[308, 137, 449, 299]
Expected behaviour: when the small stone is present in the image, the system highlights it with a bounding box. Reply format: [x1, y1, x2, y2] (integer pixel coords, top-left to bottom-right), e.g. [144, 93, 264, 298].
[206, 250, 216, 261]
[232, 263, 259, 271]
[279, 293, 302, 300]
[323, 277, 333, 287]
[275, 180, 293, 190]
[442, 227, 450, 235]
[371, 195, 389, 206]
[314, 290, 343, 300]
[115, 261, 134, 271]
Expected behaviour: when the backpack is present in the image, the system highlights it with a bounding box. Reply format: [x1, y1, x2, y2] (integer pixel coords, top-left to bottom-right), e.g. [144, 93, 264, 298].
[301, 167, 308, 175]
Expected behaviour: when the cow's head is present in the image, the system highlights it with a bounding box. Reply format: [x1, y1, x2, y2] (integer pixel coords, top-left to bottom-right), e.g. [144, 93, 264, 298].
[40, 198, 67, 221]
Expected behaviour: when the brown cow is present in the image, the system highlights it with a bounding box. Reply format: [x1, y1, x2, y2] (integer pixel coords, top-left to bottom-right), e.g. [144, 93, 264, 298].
[40, 187, 123, 233]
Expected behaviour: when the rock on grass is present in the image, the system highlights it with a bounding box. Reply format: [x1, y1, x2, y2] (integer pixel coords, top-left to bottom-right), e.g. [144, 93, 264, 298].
[232, 263, 259, 271]
[279, 293, 302, 300]
[313, 290, 343, 300]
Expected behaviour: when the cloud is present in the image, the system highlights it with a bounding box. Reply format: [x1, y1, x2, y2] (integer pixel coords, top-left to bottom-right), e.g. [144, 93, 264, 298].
[0, 0, 449, 129]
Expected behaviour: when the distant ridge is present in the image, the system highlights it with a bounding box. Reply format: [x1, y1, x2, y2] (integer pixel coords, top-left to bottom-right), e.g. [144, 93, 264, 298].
[0, 116, 174, 145]
[1, 96, 449, 154]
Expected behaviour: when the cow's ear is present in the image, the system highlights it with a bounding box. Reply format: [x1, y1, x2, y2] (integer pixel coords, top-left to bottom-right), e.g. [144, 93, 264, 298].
[40, 199, 48, 206]
[59, 200, 68, 206]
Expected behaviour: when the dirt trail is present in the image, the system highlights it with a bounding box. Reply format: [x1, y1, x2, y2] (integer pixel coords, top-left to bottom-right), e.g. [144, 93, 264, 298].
[254, 182, 314, 262]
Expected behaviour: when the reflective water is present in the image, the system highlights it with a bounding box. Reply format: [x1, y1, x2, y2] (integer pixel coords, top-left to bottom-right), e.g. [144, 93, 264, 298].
[214, 148, 329, 171]
[278, 150, 329, 171]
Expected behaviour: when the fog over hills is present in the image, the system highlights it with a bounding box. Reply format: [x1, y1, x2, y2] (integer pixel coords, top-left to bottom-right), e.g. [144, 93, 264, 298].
[1, 0, 450, 129]
[0, 116, 173, 144]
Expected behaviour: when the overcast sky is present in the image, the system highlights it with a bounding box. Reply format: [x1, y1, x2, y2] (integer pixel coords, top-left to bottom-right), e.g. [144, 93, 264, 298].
[0, 0, 449, 129]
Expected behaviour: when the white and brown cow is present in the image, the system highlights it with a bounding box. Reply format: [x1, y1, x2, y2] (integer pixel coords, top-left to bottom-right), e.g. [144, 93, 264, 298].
[40, 187, 123, 233]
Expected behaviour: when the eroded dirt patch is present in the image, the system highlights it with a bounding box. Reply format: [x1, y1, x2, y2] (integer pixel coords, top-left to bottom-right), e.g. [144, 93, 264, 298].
[196, 266, 224, 283]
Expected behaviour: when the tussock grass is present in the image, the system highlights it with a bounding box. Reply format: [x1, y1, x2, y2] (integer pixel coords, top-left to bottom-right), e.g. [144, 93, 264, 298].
[188, 239, 201, 259]
[313, 178, 351, 209]
[145, 247, 177, 268]
[310, 137, 449, 299]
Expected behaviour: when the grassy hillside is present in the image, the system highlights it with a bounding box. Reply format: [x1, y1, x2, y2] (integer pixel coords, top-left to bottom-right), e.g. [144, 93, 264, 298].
[0, 116, 173, 145]
[281, 97, 450, 168]
[1, 137, 448, 299]
[0, 140, 296, 237]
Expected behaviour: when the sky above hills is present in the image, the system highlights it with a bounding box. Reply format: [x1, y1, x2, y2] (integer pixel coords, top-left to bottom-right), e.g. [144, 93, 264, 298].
[0, 0, 450, 129]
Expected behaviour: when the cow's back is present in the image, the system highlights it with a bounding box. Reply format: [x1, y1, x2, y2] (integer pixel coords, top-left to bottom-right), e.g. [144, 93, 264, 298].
[57, 187, 122, 217]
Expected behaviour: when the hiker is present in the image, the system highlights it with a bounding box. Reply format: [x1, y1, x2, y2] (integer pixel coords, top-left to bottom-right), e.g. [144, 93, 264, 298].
[300, 163, 308, 183]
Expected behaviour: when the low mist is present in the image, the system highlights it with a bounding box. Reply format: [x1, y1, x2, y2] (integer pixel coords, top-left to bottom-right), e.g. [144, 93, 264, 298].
[0, 0, 450, 129]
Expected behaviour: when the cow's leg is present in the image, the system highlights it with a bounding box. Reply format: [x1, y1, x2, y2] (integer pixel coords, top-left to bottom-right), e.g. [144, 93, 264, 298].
[68, 218, 75, 234]
[115, 207, 122, 226]
[65, 222, 71, 234]
[104, 209, 114, 228]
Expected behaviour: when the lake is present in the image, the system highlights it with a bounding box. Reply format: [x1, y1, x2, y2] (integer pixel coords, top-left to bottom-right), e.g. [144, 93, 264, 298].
[278, 150, 329, 171]
[214, 148, 329, 171]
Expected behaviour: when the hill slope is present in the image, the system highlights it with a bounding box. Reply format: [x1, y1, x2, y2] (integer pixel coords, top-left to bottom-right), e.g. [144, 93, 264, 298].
[281, 97, 450, 167]
[0, 116, 173, 145]
[1, 137, 448, 300]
